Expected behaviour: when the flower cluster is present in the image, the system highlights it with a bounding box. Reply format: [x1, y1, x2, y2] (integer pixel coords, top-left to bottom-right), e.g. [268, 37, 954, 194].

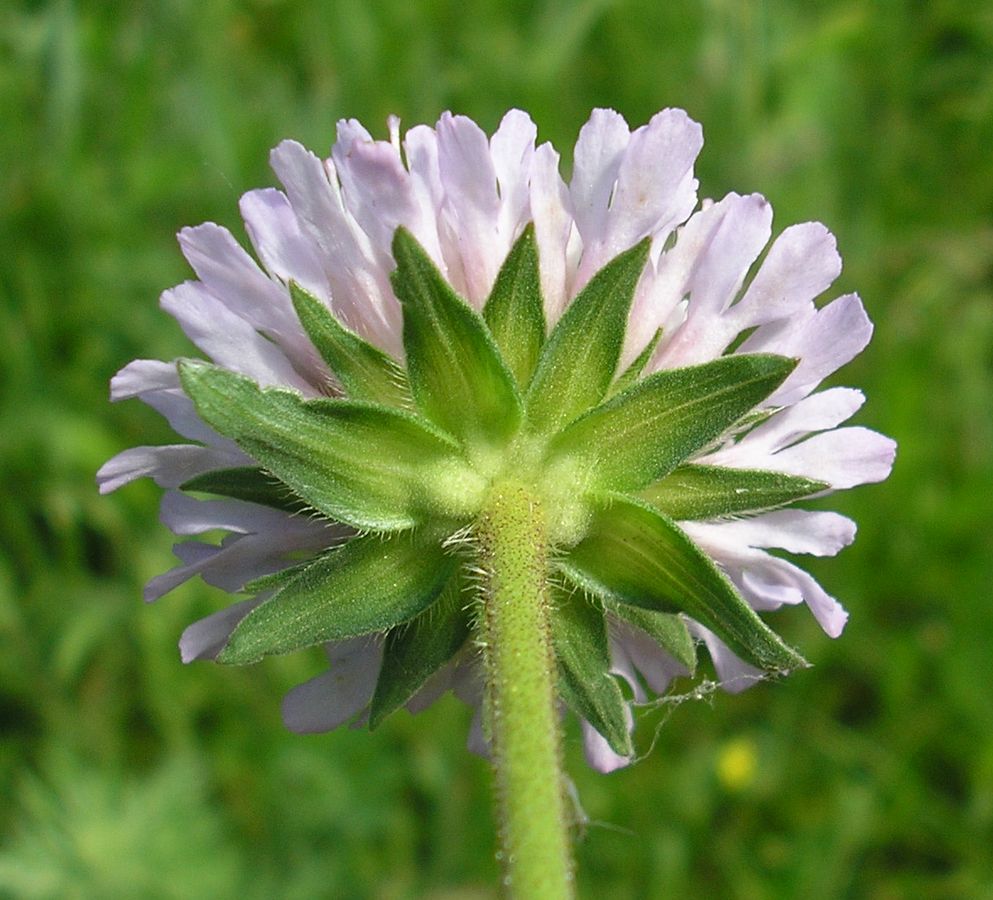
[99, 109, 894, 772]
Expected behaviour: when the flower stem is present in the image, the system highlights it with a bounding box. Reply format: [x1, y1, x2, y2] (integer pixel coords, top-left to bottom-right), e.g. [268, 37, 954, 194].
[475, 480, 574, 899]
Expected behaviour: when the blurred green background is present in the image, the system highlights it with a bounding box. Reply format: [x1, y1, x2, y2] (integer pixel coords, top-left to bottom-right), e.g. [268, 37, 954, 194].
[2, 0, 992, 897]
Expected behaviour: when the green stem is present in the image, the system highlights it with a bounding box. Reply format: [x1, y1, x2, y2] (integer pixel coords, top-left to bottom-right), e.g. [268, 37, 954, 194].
[475, 480, 574, 899]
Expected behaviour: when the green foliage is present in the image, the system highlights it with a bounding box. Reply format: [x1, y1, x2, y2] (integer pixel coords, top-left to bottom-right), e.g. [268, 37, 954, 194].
[2, 0, 992, 896]
[219, 532, 458, 665]
[547, 354, 797, 494]
[561, 496, 806, 672]
[524, 239, 650, 435]
[290, 282, 412, 408]
[551, 590, 633, 758]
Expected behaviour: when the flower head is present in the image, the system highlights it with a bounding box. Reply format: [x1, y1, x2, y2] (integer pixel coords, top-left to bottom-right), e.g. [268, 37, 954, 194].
[99, 109, 895, 772]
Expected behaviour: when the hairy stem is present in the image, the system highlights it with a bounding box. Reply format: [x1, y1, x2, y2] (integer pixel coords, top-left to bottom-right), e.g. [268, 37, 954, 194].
[475, 480, 574, 899]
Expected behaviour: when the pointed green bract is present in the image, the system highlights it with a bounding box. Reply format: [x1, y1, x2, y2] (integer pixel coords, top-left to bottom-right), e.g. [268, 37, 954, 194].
[289, 282, 411, 408]
[217, 533, 458, 664]
[368, 572, 470, 729]
[243, 561, 317, 595]
[391, 228, 522, 449]
[642, 465, 829, 520]
[552, 589, 633, 757]
[179, 361, 484, 531]
[546, 354, 797, 495]
[482, 225, 546, 389]
[609, 327, 663, 399]
[558, 495, 806, 672]
[607, 601, 697, 672]
[180, 466, 306, 513]
[525, 239, 649, 435]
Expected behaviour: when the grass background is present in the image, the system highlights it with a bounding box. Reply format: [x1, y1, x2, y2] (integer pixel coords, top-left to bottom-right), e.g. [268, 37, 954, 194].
[2, 0, 992, 896]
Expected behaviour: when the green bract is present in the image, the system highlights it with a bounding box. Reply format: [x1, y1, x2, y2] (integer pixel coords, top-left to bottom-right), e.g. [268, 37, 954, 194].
[180, 231, 815, 746]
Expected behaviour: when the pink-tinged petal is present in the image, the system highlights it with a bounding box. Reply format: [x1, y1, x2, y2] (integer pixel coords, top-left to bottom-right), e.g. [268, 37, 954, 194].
[466, 707, 489, 759]
[740, 293, 874, 405]
[594, 108, 703, 272]
[689, 624, 766, 693]
[653, 193, 773, 368]
[767, 427, 897, 489]
[683, 522, 850, 637]
[732, 222, 841, 327]
[404, 662, 457, 715]
[490, 109, 537, 243]
[177, 223, 314, 369]
[740, 554, 849, 638]
[282, 637, 383, 733]
[570, 108, 630, 255]
[581, 718, 632, 773]
[110, 359, 227, 444]
[180, 597, 263, 662]
[158, 492, 339, 543]
[403, 124, 444, 223]
[161, 282, 320, 394]
[609, 616, 691, 695]
[529, 142, 574, 322]
[436, 113, 503, 306]
[699, 509, 857, 557]
[607, 635, 648, 703]
[270, 140, 403, 355]
[239, 188, 329, 300]
[331, 122, 445, 271]
[110, 358, 178, 399]
[96, 445, 245, 494]
[702, 387, 866, 467]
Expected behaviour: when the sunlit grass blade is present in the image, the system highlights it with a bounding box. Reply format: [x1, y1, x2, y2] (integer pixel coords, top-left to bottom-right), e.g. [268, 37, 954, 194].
[289, 281, 411, 407]
[641, 464, 828, 520]
[559, 495, 806, 672]
[391, 227, 522, 448]
[218, 532, 458, 664]
[482, 225, 546, 389]
[546, 354, 797, 494]
[525, 239, 650, 435]
[179, 360, 481, 531]
[552, 588, 633, 757]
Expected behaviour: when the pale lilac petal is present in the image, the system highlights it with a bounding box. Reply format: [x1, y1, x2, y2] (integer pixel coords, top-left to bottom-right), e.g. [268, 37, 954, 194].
[581, 718, 632, 773]
[331, 121, 444, 270]
[490, 109, 537, 244]
[238, 188, 329, 299]
[594, 108, 703, 270]
[653, 193, 773, 368]
[691, 625, 767, 693]
[740, 553, 849, 637]
[732, 222, 841, 327]
[282, 637, 383, 733]
[609, 615, 692, 695]
[702, 387, 866, 465]
[466, 707, 489, 759]
[177, 223, 315, 371]
[110, 359, 227, 445]
[270, 140, 403, 354]
[404, 662, 457, 715]
[765, 427, 897, 489]
[570, 109, 630, 255]
[96, 445, 245, 493]
[700, 509, 857, 557]
[436, 113, 503, 305]
[180, 596, 263, 662]
[161, 282, 319, 394]
[683, 522, 850, 637]
[740, 293, 874, 404]
[529, 142, 574, 322]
